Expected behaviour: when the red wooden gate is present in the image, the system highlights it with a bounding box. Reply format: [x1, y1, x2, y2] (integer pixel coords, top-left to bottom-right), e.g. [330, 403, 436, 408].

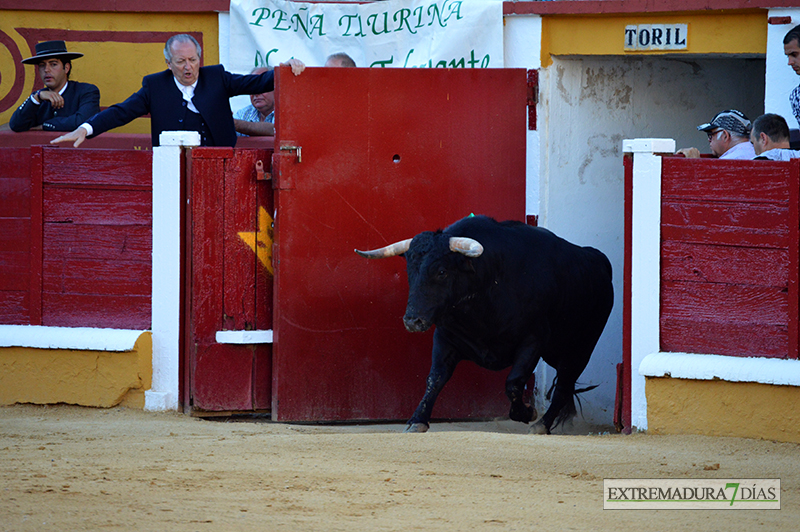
[186, 68, 527, 420]
[270, 67, 527, 421]
[186, 148, 274, 412]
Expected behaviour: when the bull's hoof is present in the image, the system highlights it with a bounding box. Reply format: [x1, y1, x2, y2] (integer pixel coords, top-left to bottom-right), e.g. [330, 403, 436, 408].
[509, 403, 536, 424]
[529, 420, 550, 435]
[404, 422, 430, 433]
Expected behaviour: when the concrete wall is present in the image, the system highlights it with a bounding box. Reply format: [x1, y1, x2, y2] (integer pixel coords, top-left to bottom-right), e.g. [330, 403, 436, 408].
[536, 55, 764, 427]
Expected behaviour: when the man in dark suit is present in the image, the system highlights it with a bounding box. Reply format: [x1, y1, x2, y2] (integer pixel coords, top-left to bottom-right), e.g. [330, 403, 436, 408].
[9, 40, 100, 132]
[52, 34, 304, 148]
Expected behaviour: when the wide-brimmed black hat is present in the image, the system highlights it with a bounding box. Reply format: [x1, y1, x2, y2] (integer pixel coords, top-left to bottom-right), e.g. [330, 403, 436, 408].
[21, 40, 84, 65]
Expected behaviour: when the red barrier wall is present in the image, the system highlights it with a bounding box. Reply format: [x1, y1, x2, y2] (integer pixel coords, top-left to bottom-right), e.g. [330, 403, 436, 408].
[659, 157, 800, 359]
[0, 133, 155, 328]
[0, 147, 31, 323]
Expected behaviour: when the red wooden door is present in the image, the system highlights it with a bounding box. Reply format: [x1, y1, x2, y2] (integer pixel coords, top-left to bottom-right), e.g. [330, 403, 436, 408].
[187, 148, 274, 412]
[271, 67, 527, 421]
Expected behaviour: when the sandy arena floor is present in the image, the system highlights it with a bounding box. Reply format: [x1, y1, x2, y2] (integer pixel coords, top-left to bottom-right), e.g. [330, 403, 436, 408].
[0, 404, 798, 531]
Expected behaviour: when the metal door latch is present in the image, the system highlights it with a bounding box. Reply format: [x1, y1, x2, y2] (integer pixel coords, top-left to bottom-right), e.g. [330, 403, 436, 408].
[255, 159, 271, 181]
[280, 145, 302, 163]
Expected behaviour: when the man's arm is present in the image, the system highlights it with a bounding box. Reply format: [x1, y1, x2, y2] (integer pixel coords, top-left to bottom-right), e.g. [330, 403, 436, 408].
[234, 119, 274, 136]
[224, 59, 306, 97]
[51, 81, 151, 147]
[8, 93, 43, 132]
[51, 125, 89, 147]
[42, 84, 101, 132]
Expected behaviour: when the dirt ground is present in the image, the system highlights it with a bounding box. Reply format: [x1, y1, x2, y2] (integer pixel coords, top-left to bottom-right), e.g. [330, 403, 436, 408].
[0, 405, 798, 531]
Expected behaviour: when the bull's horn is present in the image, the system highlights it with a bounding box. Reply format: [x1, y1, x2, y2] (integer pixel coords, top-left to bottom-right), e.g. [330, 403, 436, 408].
[355, 238, 412, 259]
[449, 237, 483, 257]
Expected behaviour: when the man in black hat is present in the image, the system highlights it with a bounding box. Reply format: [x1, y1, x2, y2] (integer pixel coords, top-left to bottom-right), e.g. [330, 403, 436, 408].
[9, 40, 100, 133]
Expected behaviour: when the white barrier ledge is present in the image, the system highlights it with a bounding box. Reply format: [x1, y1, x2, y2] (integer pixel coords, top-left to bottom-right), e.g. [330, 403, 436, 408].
[639, 352, 800, 387]
[622, 138, 676, 154]
[159, 131, 201, 146]
[215, 330, 273, 344]
[0, 325, 146, 352]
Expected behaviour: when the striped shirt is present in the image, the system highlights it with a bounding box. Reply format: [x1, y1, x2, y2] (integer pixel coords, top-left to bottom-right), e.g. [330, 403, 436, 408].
[234, 105, 274, 137]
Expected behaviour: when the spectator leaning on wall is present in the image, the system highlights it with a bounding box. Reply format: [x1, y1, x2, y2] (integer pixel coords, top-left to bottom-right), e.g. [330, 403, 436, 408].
[8, 40, 100, 133]
[51, 34, 305, 148]
[676, 109, 756, 160]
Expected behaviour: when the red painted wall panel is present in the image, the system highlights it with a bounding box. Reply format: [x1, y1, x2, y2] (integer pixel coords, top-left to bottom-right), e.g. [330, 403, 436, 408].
[0, 178, 31, 218]
[659, 158, 797, 359]
[39, 147, 152, 329]
[0, 147, 32, 315]
[42, 293, 150, 329]
[0, 148, 31, 179]
[661, 241, 788, 288]
[44, 188, 152, 225]
[0, 292, 28, 325]
[0, 139, 154, 327]
[42, 149, 152, 187]
[43, 224, 151, 262]
[42, 259, 150, 296]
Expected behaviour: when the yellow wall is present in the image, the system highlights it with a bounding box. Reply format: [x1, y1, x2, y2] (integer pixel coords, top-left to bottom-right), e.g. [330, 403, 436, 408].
[0, 10, 219, 132]
[0, 332, 152, 409]
[542, 12, 767, 67]
[646, 377, 800, 444]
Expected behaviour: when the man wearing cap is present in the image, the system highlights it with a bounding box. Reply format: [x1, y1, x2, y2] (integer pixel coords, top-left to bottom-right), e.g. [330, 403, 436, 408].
[51, 34, 304, 148]
[676, 109, 756, 160]
[9, 41, 100, 132]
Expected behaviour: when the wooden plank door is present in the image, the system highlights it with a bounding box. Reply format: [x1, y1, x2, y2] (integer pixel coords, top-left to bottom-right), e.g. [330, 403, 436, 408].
[271, 67, 528, 421]
[187, 147, 274, 412]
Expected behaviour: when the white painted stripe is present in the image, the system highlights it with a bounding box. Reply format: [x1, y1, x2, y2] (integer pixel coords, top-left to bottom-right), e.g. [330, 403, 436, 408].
[639, 352, 800, 387]
[215, 330, 274, 344]
[0, 325, 145, 352]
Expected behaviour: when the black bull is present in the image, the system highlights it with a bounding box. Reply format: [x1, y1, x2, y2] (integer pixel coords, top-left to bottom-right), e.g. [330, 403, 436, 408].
[355, 215, 614, 434]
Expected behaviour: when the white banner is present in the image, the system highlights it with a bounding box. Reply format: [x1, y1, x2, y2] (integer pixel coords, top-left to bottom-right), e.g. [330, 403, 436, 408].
[229, 0, 503, 71]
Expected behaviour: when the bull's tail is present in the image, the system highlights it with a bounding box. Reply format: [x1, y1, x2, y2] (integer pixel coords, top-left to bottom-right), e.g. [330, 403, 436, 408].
[545, 377, 598, 430]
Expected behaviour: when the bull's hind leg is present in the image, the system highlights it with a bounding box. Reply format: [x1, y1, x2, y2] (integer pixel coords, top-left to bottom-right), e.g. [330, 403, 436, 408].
[528, 377, 575, 434]
[505, 348, 541, 424]
[529, 372, 579, 435]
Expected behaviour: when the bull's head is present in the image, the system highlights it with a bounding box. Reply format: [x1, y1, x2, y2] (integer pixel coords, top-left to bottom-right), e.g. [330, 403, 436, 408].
[356, 233, 483, 332]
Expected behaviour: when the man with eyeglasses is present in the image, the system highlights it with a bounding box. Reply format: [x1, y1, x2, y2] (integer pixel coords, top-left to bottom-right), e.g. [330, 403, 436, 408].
[676, 109, 755, 160]
[52, 34, 305, 148]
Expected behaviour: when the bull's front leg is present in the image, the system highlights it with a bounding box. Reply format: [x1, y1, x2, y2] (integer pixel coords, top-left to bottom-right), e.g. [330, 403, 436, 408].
[505, 343, 541, 424]
[406, 331, 459, 433]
